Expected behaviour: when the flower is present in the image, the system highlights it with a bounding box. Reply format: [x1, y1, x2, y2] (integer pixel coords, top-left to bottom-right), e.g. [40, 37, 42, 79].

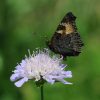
[10, 48, 72, 87]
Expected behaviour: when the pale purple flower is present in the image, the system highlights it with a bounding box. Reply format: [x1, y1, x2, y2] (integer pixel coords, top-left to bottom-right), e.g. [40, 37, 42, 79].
[10, 48, 72, 87]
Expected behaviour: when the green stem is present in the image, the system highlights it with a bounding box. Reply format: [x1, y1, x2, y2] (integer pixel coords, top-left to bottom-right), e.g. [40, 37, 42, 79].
[40, 85, 44, 100]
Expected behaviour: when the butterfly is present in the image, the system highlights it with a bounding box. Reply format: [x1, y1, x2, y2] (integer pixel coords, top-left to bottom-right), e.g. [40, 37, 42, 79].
[47, 12, 84, 59]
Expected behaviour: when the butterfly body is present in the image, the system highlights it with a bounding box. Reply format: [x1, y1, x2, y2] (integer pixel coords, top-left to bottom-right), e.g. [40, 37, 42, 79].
[47, 12, 84, 59]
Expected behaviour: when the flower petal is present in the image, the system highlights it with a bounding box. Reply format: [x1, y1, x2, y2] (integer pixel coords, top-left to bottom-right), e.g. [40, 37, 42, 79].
[10, 73, 21, 81]
[57, 78, 72, 84]
[65, 71, 72, 78]
[43, 75, 55, 84]
[15, 77, 28, 87]
[59, 64, 67, 70]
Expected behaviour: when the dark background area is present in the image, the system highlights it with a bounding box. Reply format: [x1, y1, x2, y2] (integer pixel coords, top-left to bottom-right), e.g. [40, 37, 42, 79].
[0, 0, 100, 100]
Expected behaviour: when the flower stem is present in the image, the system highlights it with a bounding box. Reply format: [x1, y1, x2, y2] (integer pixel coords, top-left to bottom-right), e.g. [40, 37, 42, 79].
[40, 85, 44, 100]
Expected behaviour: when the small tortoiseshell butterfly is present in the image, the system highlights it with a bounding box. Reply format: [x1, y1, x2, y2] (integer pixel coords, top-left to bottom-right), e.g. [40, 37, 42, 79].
[47, 12, 84, 59]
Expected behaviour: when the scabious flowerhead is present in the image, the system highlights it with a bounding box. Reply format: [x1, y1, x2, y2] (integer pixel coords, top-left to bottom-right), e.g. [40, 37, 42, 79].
[10, 48, 72, 87]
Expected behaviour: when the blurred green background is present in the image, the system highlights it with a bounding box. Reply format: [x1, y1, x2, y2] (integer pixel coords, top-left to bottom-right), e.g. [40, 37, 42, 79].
[0, 0, 100, 100]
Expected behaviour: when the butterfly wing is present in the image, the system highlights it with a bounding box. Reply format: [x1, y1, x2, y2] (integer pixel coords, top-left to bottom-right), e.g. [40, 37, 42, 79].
[47, 12, 84, 58]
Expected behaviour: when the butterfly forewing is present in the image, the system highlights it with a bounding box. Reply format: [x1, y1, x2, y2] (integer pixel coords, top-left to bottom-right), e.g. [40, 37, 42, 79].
[47, 12, 84, 58]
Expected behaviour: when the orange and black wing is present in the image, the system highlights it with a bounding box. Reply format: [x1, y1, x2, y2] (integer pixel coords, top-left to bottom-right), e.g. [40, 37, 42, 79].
[47, 12, 84, 58]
